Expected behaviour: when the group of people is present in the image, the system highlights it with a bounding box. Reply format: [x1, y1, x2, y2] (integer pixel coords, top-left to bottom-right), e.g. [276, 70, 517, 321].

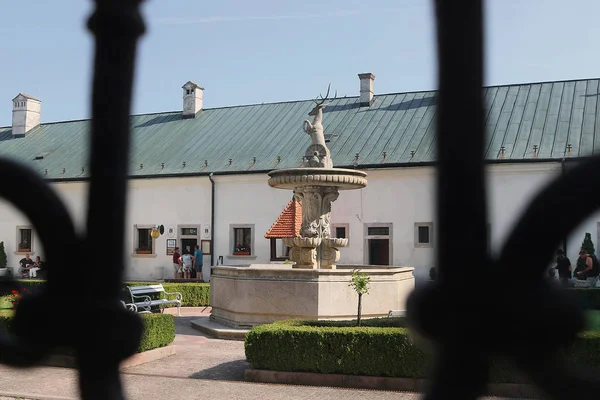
[172, 245, 203, 280]
[17, 253, 45, 278]
[554, 249, 600, 287]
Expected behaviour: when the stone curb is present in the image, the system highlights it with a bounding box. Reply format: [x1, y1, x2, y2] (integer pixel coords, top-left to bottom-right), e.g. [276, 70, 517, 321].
[190, 317, 249, 340]
[245, 369, 543, 399]
[0, 390, 75, 400]
[41, 345, 176, 370]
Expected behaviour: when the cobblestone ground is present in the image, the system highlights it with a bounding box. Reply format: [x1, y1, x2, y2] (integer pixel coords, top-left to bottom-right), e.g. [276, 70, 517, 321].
[0, 308, 524, 399]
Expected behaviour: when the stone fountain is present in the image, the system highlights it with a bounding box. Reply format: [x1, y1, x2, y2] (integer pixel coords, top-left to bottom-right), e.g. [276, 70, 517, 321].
[208, 86, 415, 329]
[268, 85, 368, 269]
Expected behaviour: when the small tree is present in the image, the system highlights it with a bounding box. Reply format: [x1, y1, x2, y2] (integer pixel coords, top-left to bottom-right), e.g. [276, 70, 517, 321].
[349, 269, 371, 326]
[581, 233, 596, 256]
[0, 241, 6, 269]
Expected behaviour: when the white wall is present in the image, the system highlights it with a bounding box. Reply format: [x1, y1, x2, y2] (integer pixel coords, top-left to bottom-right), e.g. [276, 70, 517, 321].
[1, 161, 596, 283]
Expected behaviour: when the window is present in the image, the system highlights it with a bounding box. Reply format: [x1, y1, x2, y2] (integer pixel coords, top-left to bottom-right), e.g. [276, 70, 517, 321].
[368, 226, 389, 236]
[270, 238, 291, 261]
[16, 227, 33, 253]
[414, 222, 434, 248]
[133, 225, 155, 255]
[331, 223, 350, 245]
[181, 227, 197, 236]
[229, 224, 255, 257]
[234, 228, 251, 255]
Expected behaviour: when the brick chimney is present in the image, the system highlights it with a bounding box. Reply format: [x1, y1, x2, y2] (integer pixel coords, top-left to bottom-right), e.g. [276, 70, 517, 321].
[12, 93, 41, 136]
[358, 73, 375, 107]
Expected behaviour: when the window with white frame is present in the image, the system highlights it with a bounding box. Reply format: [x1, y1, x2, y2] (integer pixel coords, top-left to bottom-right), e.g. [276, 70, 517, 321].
[331, 223, 350, 244]
[16, 226, 33, 253]
[414, 222, 434, 248]
[134, 225, 154, 254]
[230, 224, 255, 256]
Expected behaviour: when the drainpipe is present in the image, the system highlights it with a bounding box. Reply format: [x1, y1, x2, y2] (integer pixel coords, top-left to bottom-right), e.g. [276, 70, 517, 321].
[209, 173, 215, 267]
[561, 158, 567, 254]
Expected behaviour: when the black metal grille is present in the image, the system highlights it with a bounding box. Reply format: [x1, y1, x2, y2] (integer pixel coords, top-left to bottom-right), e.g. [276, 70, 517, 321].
[0, 1, 599, 399]
[406, 1, 600, 399]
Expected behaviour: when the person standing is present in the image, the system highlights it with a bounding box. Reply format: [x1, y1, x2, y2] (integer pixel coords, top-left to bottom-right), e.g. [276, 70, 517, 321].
[193, 245, 203, 282]
[554, 249, 572, 287]
[182, 251, 193, 280]
[172, 247, 181, 279]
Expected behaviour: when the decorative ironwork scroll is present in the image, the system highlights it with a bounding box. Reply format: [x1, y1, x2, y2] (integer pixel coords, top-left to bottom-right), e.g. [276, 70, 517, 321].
[406, 1, 600, 399]
[0, 1, 145, 399]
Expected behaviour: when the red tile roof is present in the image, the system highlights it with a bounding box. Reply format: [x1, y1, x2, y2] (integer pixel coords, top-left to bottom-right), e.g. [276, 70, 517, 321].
[264, 199, 302, 238]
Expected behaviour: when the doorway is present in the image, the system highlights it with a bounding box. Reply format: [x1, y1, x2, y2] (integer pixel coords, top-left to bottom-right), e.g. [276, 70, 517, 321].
[368, 239, 390, 265]
[364, 223, 393, 266]
[181, 238, 197, 255]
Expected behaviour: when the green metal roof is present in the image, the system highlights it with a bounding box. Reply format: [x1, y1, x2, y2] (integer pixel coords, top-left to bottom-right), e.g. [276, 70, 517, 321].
[1, 78, 599, 180]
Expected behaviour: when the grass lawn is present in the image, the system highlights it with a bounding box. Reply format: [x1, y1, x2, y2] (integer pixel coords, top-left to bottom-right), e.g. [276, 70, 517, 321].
[0, 296, 13, 310]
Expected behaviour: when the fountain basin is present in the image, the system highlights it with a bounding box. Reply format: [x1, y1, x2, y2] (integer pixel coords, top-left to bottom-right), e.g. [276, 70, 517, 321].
[268, 168, 368, 190]
[209, 264, 415, 328]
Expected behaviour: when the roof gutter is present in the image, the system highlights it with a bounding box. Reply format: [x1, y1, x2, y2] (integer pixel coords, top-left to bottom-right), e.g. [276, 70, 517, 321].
[41, 156, 583, 183]
[208, 173, 215, 269]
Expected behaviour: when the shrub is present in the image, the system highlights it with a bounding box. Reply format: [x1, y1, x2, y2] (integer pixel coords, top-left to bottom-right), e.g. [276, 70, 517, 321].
[17, 280, 211, 307]
[138, 313, 176, 352]
[0, 311, 173, 354]
[245, 318, 600, 383]
[568, 288, 600, 310]
[245, 319, 430, 379]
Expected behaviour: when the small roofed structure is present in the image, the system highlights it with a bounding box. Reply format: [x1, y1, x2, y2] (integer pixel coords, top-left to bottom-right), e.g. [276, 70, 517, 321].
[265, 199, 302, 261]
[265, 199, 302, 239]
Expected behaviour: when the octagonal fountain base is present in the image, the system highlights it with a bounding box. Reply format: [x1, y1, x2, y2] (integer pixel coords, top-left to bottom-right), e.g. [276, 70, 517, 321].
[209, 264, 415, 329]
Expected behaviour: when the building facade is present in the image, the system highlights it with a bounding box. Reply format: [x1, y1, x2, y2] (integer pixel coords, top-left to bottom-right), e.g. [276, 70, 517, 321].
[1, 75, 599, 282]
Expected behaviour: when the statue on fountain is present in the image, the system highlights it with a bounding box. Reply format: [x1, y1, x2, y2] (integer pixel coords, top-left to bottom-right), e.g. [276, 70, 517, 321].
[302, 84, 336, 169]
[269, 83, 366, 269]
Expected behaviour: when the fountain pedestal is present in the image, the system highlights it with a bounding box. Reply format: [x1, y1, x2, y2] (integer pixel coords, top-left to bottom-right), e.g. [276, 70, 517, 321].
[268, 168, 367, 269]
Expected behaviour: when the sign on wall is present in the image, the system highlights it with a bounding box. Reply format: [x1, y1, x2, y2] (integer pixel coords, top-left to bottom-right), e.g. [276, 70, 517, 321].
[203, 224, 211, 239]
[166, 239, 177, 255]
[201, 240, 211, 255]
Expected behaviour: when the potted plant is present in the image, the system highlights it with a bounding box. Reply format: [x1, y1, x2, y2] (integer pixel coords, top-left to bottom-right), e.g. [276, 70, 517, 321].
[18, 241, 30, 253]
[233, 244, 250, 256]
[0, 241, 7, 277]
[135, 246, 152, 255]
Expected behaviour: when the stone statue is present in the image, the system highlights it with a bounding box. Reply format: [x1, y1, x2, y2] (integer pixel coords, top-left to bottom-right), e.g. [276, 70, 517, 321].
[302, 84, 336, 168]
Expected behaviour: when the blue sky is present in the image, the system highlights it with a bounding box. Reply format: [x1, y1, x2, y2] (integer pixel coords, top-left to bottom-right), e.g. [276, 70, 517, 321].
[1, 0, 599, 126]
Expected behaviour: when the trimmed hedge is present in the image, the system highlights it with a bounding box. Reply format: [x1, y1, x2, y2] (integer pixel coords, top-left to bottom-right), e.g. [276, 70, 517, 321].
[138, 313, 176, 352]
[245, 318, 600, 383]
[569, 288, 600, 310]
[0, 311, 174, 354]
[14, 280, 210, 307]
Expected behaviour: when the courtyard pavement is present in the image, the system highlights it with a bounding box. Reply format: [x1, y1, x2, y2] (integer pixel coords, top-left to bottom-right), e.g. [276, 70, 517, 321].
[0, 307, 525, 400]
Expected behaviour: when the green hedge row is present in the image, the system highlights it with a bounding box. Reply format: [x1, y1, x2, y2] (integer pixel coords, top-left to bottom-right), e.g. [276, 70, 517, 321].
[0, 311, 174, 353]
[14, 280, 211, 307]
[245, 318, 600, 383]
[569, 288, 600, 310]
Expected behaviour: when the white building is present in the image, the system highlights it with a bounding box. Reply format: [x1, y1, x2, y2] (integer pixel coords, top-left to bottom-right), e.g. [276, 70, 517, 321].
[1, 75, 598, 282]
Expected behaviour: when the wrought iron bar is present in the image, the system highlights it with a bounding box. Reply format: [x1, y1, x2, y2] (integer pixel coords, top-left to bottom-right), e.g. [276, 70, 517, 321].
[407, 1, 600, 399]
[0, 1, 146, 399]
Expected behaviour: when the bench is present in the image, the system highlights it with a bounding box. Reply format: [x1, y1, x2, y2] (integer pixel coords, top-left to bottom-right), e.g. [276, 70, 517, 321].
[387, 310, 406, 318]
[127, 284, 182, 316]
[120, 300, 138, 313]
